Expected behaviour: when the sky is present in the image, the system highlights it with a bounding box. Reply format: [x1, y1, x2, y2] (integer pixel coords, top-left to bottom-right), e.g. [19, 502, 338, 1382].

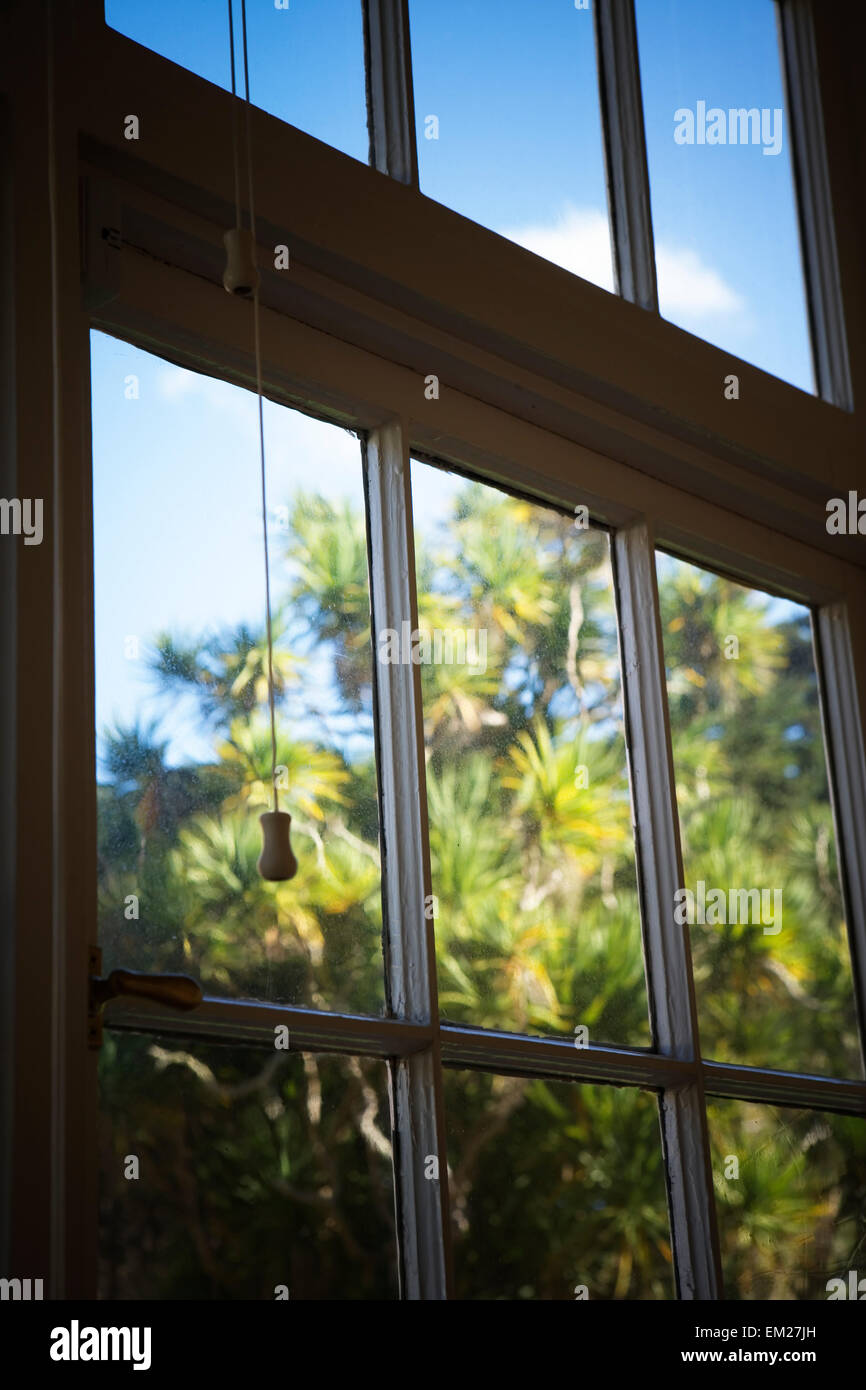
[91, 331, 459, 769]
[95, 0, 816, 767]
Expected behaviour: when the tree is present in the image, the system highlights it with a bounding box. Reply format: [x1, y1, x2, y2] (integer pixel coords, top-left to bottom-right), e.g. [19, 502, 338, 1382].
[96, 485, 866, 1300]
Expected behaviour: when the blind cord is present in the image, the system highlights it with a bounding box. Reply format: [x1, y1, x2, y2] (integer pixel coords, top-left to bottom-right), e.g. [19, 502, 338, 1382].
[228, 0, 279, 814]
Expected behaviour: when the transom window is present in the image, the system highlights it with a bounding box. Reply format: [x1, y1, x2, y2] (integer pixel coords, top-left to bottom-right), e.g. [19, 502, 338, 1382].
[101, 0, 848, 400]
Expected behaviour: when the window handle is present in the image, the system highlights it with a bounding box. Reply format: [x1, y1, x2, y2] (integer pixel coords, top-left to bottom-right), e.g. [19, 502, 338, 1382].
[88, 945, 202, 1048]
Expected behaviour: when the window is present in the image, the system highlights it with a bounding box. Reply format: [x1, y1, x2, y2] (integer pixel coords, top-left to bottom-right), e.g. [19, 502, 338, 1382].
[708, 1099, 866, 1301]
[92, 333, 383, 1015]
[445, 1072, 673, 1300]
[91, 339, 866, 1299]
[99, 1038, 397, 1299]
[408, 0, 613, 289]
[658, 555, 860, 1077]
[411, 463, 647, 1045]
[104, 0, 369, 161]
[635, 0, 814, 390]
[8, 0, 864, 1306]
[101, 0, 851, 400]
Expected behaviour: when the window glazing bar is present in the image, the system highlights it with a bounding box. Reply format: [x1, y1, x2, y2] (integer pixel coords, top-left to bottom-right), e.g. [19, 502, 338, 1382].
[703, 1059, 866, 1115]
[816, 603, 866, 1075]
[614, 519, 722, 1299]
[440, 1025, 692, 1089]
[364, 0, 419, 186]
[365, 422, 450, 1298]
[777, 0, 853, 410]
[104, 996, 432, 1056]
[593, 0, 658, 311]
[103, 997, 866, 1117]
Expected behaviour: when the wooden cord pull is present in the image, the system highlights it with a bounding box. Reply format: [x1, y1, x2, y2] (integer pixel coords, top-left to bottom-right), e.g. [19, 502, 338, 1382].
[258, 810, 298, 881]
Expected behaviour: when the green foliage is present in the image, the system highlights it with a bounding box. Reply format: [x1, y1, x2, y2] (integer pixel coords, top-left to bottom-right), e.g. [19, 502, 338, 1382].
[97, 486, 865, 1300]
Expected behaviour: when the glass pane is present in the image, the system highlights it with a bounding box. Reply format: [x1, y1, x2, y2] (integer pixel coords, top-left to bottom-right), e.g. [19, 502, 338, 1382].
[104, 0, 368, 163]
[92, 331, 385, 1015]
[657, 553, 860, 1076]
[635, 0, 814, 392]
[99, 1035, 397, 1299]
[410, 463, 648, 1046]
[408, 0, 613, 291]
[708, 1098, 866, 1301]
[445, 1070, 673, 1299]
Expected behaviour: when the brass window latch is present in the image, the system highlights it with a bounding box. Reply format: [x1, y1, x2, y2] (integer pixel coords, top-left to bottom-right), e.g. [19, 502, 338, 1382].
[88, 945, 203, 1050]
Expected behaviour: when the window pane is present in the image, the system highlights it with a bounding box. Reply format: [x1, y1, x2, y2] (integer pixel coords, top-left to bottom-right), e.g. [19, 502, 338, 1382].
[708, 1098, 866, 1300]
[99, 1035, 397, 1299]
[657, 553, 860, 1076]
[445, 1070, 673, 1299]
[104, 0, 368, 163]
[408, 0, 613, 291]
[92, 331, 384, 1015]
[635, 0, 814, 392]
[409, 463, 648, 1046]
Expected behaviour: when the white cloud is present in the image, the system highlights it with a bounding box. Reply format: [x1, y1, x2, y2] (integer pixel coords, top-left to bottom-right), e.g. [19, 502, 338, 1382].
[501, 206, 615, 293]
[655, 245, 744, 318]
[500, 204, 746, 325]
[157, 363, 201, 399]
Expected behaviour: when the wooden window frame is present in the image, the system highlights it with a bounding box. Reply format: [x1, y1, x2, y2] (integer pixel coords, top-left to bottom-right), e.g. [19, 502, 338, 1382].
[3, 0, 865, 1300]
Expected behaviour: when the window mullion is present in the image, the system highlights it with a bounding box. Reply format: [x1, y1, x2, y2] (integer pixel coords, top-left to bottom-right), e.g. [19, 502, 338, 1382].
[364, 421, 450, 1299]
[593, 0, 658, 311]
[777, 0, 853, 409]
[815, 604, 866, 1072]
[614, 520, 722, 1300]
[363, 0, 419, 187]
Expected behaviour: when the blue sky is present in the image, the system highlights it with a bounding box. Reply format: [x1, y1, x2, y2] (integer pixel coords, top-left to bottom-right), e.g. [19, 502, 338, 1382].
[96, 1, 816, 767]
[92, 332, 368, 767]
[634, 0, 812, 390]
[105, 0, 369, 162]
[91, 332, 459, 770]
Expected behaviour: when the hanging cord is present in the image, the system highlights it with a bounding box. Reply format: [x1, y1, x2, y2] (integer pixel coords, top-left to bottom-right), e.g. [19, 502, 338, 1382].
[227, 0, 242, 229]
[228, 0, 279, 813]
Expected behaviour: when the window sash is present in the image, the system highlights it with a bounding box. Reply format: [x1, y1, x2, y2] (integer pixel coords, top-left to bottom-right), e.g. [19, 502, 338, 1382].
[94, 388, 866, 1300]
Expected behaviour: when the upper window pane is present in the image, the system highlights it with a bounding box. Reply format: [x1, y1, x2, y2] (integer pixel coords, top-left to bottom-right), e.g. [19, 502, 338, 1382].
[408, 0, 613, 291]
[92, 331, 385, 1015]
[657, 553, 861, 1077]
[410, 462, 648, 1046]
[635, 0, 814, 392]
[104, 0, 368, 163]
